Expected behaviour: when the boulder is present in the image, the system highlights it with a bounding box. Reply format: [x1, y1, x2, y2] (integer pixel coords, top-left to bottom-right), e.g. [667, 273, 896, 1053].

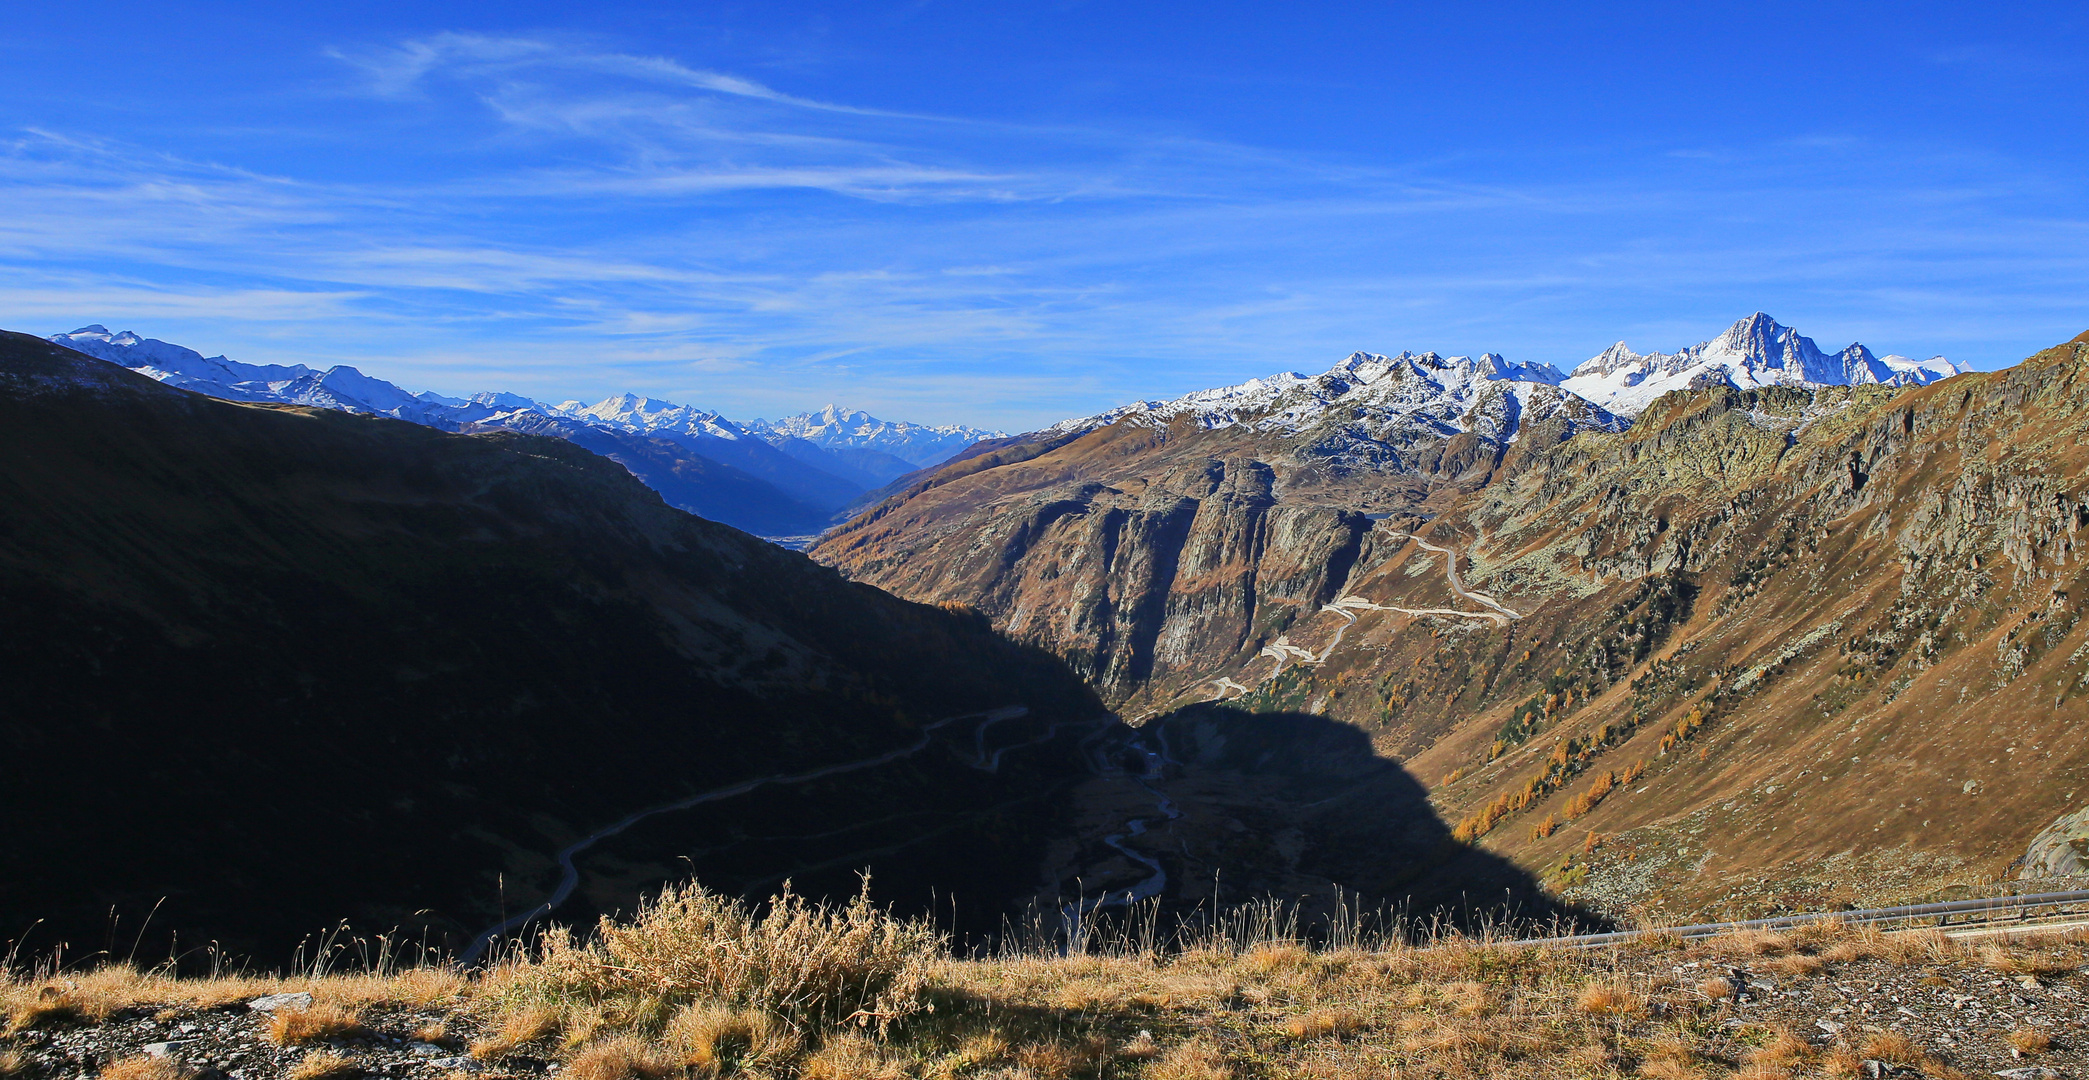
[2020, 806, 2089, 878]
[245, 992, 313, 1012]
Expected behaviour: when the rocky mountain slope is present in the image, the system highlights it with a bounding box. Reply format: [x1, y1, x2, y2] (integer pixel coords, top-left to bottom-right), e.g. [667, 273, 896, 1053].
[813, 318, 2087, 921]
[811, 343, 1627, 698]
[0, 330, 1102, 959]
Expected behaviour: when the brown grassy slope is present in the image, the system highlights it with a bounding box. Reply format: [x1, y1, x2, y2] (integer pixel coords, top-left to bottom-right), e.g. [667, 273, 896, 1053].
[818, 329, 2089, 920]
[1190, 333, 2089, 918]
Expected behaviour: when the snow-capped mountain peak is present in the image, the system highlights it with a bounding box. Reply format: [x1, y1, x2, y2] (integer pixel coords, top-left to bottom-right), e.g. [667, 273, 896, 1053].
[50, 325, 317, 401]
[1562, 313, 1961, 416]
[552, 393, 748, 440]
[746, 406, 1005, 469]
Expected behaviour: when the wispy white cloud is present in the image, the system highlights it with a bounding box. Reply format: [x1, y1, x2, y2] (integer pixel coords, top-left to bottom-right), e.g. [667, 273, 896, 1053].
[333, 32, 902, 117]
[2, 32, 2084, 429]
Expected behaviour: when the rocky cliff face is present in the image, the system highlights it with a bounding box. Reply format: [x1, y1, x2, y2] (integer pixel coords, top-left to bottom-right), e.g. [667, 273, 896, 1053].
[818, 330, 2089, 919]
[814, 356, 1620, 707]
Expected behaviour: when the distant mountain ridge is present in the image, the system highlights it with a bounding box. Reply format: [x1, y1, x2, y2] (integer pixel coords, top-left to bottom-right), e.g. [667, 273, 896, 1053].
[46, 326, 996, 538]
[1044, 348, 1615, 452]
[1560, 312, 1961, 416]
[1029, 313, 1953, 439]
[750, 405, 1003, 470]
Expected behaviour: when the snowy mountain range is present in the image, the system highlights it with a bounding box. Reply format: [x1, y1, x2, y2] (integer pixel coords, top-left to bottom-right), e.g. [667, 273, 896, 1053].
[749, 405, 1000, 469]
[47, 326, 996, 538]
[1560, 312, 1961, 417]
[47, 313, 1963, 535]
[1048, 348, 1614, 449]
[1051, 313, 1960, 444]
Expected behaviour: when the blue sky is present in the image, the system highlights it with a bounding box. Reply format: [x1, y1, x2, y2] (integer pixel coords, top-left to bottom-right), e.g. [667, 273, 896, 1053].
[3, 1, 2085, 429]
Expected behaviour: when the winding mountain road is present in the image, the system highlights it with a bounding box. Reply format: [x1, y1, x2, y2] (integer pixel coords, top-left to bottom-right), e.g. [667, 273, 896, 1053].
[460, 705, 1029, 964]
[1213, 529, 1521, 700]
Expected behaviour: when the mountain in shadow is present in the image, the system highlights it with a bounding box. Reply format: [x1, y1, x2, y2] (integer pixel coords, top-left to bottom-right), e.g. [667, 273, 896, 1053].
[1036, 703, 1603, 939]
[0, 330, 1105, 962]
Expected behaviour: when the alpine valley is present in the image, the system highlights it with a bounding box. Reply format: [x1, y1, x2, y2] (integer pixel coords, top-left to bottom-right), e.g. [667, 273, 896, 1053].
[11, 310, 2089, 965]
[0, 329, 1564, 963]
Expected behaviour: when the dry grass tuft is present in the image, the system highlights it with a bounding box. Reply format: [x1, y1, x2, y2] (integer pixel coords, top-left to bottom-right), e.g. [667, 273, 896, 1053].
[1816, 923, 1960, 965]
[502, 881, 941, 1032]
[1703, 928, 1791, 957]
[1283, 1007, 1362, 1040]
[1697, 976, 1734, 1000]
[1146, 1038, 1233, 1080]
[1746, 1028, 1813, 1070]
[1857, 1031, 1923, 1065]
[1984, 945, 2076, 977]
[944, 1032, 1012, 1072]
[0, 1050, 20, 1077]
[286, 1050, 360, 1080]
[5, 988, 81, 1033]
[97, 1057, 191, 1080]
[1401, 1016, 1498, 1059]
[662, 1001, 800, 1076]
[1243, 943, 1310, 976]
[1577, 979, 1643, 1016]
[1881, 928, 1957, 964]
[1120, 1030, 1159, 1060]
[264, 1004, 365, 1047]
[2006, 1027, 2054, 1054]
[1637, 1027, 1704, 1069]
[1766, 953, 1823, 977]
[564, 1035, 678, 1080]
[411, 1020, 448, 1045]
[469, 1005, 560, 1061]
[1819, 1048, 1865, 1078]
[798, 1033, 908, 1080]
[1441, 979, 1494, 1015]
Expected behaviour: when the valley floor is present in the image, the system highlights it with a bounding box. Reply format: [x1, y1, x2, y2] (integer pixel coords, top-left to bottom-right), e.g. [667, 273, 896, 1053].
[8, 904, 2088, 1080]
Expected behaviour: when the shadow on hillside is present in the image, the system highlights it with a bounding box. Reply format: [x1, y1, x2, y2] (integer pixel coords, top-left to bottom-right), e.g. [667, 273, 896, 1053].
[1127, 702, 1607, 939]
